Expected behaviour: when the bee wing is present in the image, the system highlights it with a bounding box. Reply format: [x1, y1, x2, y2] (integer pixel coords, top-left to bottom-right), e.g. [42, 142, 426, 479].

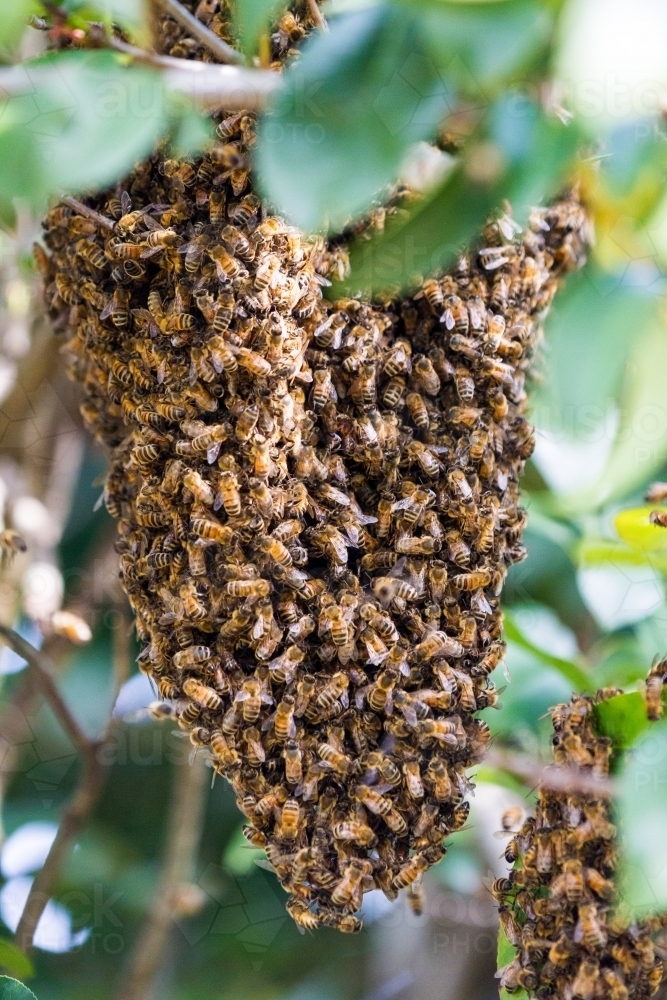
[441, 308, 454, 329]
[254, 859, 277, 873]
[140, 246, 165, 260]
[99, 300, 113, 321]
[121, 191, 132, 214]
[207, 442, 222, 465]
[355, 685, 370, 709]
[339, 690, 349, 710]
[386, 556, 407, 580]
[260, 712, 276, 732]
[142, 214, 162, 231]
[288, 718, 297, 739]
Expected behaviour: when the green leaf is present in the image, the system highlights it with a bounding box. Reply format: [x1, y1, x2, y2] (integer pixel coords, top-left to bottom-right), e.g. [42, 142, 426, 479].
[256, 3, 456, 232]
[0, 945, 33, 983]
[0, 978, 37, 1000]
[35, 51, 168, 192]
[594, 692, 650, 755]
[503, 611, 591, 691]
[497, 926, 528, 1000]
[617, 720, 667, 916]
[0, 51, 174, 205]
[61, 0, 150, 41]
[532, 267, 652, 439]
[556, 292, 667, 514]
[336, 98, 579, 294]
[396, 0, 553, 94]
[234, 0, 288, 56]
[0, 125, 45, 202]
[0, 0, 39, 56]
[615, 508, 667, 553]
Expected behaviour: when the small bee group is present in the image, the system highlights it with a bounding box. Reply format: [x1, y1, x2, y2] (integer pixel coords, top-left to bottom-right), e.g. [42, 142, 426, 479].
[496, 688, 665, 1000]
[37, 0, 590, 933]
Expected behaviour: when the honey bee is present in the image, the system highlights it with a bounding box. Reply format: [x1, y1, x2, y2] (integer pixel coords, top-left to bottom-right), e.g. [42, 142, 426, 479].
[0, 529, 27, 564]
[331, 817, 375, 847]
[574, 902, 607, 951]
[331, 859, 371, 909]
[643, 660, 667, 721]
[173, 645, 211, 669]
[277, 798, 301, 841]
[182, 679, 222, 712]
[405, 392, 430, 431]
[283, 740, 303, 784]
[393, 852, 429, 889]
[382, 376, 405, 408]
[268, 697, 296, 741]
[268, 645, 305, 684]
[208, 730, 240, 769]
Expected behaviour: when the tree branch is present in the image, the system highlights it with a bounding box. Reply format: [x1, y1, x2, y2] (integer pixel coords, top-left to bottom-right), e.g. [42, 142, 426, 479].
[0, 626, 120, 952]
[115, 753, 208, 1000]
[14, 741, 109, 952]
[484, 748, 615, 798]
[0, 625, 90, 759]
[152, 0, 245, 65]
[61, 196, 116, 232]
[307, 0, 328, 32]
[0, 52, 279, 112]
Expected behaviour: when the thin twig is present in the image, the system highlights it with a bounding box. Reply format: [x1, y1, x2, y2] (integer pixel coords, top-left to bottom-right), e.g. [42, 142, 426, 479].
[115, 753, 208, 1000]
[107, 35, 208, 70]
[0, 56, 278, 112]
[0, 627, 120, 951]
[307, 0, 328, 32]
[61, 196, 116, 232]
[15, 740, 109, 951]
[484, 749, 615, 798]
[0, 625, 90, 759]
[152, 0, 244, 65]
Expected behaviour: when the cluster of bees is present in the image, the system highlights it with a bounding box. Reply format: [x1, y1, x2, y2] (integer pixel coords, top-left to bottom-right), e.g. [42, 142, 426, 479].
[36, 1, 590, 932]
[496, 688, 665, 1000]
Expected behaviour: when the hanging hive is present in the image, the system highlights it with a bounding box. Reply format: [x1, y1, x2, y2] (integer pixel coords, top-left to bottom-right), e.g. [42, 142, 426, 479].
[495, 684, 666, 1000]
[36, 1, 589, 931]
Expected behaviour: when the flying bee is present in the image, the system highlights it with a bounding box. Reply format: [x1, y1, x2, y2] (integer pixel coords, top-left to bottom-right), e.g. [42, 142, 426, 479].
[0, 529, 27, 564]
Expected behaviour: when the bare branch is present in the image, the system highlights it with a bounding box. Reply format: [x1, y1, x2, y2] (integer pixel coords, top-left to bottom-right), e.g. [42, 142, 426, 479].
[163, 62, 279, 110]
[0, 625, 91, 759]
[115, 753, 209, 1000]
[484, 748, 615, 798]
[15, 741, 109, 951]
[152, 0, 245, 65]
[61, 196, 116, 232]
[0, 50, 279, 112]
[307, 0, 328, 32]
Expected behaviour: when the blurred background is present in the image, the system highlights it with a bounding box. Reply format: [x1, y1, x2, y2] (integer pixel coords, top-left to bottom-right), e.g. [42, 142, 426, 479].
[1, 0, 667, 998]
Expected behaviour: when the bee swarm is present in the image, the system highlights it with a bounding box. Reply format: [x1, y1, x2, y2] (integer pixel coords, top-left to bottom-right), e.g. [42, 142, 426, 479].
[37, 2, 589, 933]
[496, 690, 664, 1000]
